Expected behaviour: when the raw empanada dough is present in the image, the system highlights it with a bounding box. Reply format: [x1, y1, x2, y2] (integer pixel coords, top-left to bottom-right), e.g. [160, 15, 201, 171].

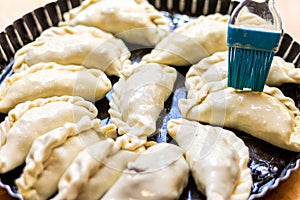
[0, 62, 111, 113]
[142, 13, 229, 66]
[102, 143, 189, 200]
[179, 56, 300, 151]
[167, 118, 252, 200]
[62, 0, 170, 46]
[267, 56, 300, 86]
[0, 96, 98, 173]
[53, 139, 138, 200]
[12, 25, 131, 76]
[109, 63, 177, 150]
[16, 117, 116, 200]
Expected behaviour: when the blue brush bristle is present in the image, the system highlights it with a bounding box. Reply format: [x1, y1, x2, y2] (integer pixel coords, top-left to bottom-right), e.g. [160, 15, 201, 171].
[228, 47, 275, 92]
[227, 26, 281, 92]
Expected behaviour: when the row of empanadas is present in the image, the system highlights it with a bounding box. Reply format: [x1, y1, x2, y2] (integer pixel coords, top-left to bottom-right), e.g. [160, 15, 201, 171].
[15, 116, 115, 200]
[53, 139, 138, 200]
[142, 13, 229, 66]
[62, 0, 170, 46]
[12, 25, 131, 76]
[2, 1, 296, 198]
[0, 62, 111, 113]
[179, 54, 300, 151]
[0, 96, 98, 173]
[167, 118, 252, 200]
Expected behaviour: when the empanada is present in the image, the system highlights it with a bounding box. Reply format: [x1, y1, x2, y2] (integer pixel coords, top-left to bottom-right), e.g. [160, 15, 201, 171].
[267, 56, 300, 86]
[0, 62, 111, 113]
[142, 13, 229, 66]
[12, 25, 131, 76]
[16, 117, 116, 200]
[109, 63, 177, 150]
[167, 118, 252, 200]
[62, 0, 170, 46]
[102, 143, 189, 200]
[179, 56, 300, 151]
[53, 139, 138, 200]
[0, 96, 98, 173]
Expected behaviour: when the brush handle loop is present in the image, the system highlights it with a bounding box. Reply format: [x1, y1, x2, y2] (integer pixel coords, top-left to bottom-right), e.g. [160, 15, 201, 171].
[229, 0, 282, 33]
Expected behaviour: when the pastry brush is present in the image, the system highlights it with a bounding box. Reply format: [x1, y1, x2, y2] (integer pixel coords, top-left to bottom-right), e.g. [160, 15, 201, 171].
[227, 0, 282, 91]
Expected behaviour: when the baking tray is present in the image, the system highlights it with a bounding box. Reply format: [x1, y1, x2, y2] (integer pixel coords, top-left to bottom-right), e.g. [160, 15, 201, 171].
[0, 0, 300, 199]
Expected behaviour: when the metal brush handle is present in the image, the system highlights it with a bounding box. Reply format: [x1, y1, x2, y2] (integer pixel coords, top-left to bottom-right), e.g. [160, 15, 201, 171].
[229, 0, 282, 33]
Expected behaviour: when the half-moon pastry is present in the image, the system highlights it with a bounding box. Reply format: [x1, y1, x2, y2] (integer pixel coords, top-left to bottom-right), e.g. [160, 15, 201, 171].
[12, 25, 131, 76]
[142, 13, 229, 66]
[15, 117, 115, 200]
[0, 62, 111, 113]
[62, 0, 170, 46]
[0, 96, 98, 173]
[53, 139, 138, 200]
[102, 143, 189, 200]
[167, 118, 252, 200]
[109, 63, 177, 150]
[179, 55, 300, 151]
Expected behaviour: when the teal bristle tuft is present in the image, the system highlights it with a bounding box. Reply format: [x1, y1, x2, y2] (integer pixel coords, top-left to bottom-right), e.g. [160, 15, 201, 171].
[227, 25, 281, 92]
[228, 47, 275, 92]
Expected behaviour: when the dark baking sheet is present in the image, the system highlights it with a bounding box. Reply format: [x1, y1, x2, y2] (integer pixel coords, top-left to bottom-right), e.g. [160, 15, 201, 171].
[0, 0, 300, 199]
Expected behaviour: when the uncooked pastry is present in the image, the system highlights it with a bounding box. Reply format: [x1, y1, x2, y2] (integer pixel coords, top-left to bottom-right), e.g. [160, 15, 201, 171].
[109, 63, 177, 150]
[0, 96, 98, 173]
[179, 56, 300, 151]
[15, 116, 115, 200]
[102, 143, 189, 200]
[142, 14, 229, 66]
[53, 139, 138, 200]
[0, 62, 111, 113]
[12, 25, 131, 76]
[62, 0, 170, 46]
[167, 118, 252, 200]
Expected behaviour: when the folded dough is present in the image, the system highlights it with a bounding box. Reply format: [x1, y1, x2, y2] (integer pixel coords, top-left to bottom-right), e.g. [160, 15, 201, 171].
[0, 96, 98, 173]
[142, 13, 229, 66]
[53, 139, 138, 200]
[0, 62, 111, 113]
[267, 56, 300, 86]
[167, 118, 252, 200]
[12, 25, 131, 76]
[16, 116, 115, 200]
[62, 0, 170, 46]
[109, 63, 177, 150]
[102, 143, 189, 200]
[179, 56, 300, 151]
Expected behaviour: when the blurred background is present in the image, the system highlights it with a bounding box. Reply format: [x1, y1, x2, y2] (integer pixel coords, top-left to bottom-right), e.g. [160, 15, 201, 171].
[0, 0, 299, 42]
